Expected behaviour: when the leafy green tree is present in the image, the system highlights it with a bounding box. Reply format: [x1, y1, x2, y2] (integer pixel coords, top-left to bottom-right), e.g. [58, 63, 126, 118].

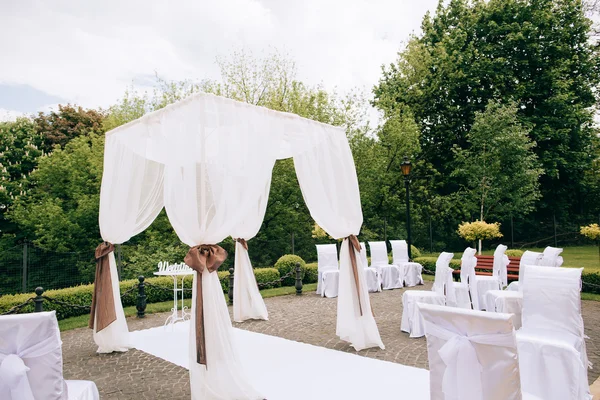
[34, 104, 105, 150]
[452, 101, 542, 221]
[0, 118, 45, 235]
[374, 0, 600, 244]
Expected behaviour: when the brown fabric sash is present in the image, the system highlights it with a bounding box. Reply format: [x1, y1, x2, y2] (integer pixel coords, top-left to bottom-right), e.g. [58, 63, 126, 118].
[184, 244, 227, 366]
[234, 238, 248, 251]
[347, 235, 364, 317]
[89, 242, 117, 332]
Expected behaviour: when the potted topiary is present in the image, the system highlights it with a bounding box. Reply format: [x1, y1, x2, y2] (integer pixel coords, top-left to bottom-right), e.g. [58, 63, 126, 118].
[457, 220, 503, 255]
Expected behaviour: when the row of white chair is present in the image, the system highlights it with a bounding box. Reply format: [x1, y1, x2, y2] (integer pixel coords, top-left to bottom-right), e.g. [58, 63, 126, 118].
[315, 240, 425, 298]
[418, 264, 590, 400]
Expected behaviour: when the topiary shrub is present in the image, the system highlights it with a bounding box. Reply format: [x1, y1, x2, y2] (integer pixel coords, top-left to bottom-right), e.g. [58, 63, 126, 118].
[274, 254, 306, 286]
[505, 249, 524, 257]
[303, 263, 318, 284]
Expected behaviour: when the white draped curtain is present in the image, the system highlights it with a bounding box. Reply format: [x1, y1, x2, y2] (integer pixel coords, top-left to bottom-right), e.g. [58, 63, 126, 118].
[96, 135, 164, 353]
[293, 129, 384, 351]
[99, 93, 381, 398]
[230, 175, 272, 322]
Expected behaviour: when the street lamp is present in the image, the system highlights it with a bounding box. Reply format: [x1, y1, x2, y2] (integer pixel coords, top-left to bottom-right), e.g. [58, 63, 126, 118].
[401, 156, 413, 260]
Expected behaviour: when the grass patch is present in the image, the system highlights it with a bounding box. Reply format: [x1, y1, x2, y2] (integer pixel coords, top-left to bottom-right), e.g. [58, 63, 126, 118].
[58, 283, 318, 332]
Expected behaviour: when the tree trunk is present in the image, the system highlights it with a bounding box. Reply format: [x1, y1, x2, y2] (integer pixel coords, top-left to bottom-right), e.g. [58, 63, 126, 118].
[478, 239, 482, 255]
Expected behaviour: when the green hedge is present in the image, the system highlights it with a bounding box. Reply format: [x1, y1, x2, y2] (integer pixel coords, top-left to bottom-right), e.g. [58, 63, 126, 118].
[582, 273, 600, 294]
[505, 249, 524, 257]
[0, 267, 282, 320]
[274, 255, 306, 286]
[413, 257, 461, 275]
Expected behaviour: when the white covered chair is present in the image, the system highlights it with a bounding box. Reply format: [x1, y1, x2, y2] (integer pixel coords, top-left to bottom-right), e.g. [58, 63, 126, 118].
[0, 311, 99, 400]
[401, 252, 455, 338]
[474, 244, 509, 310]
[389, 240, 424, 287]
[369, 241, 403, 290]
[359, 242, 382, 293]
[506, 250, 543, 292]
[541, 246, 564, 267]
[451, 247, 478, 309]
[315, 244, 340, 298]
[418, 303, 539, 400]
[517, 266, 591, 400]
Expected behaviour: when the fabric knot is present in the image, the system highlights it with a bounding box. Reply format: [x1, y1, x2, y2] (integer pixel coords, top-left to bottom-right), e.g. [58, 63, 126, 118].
[0, 354, 29, 388]
[234, 238, 248, 251]
[185, 243, 228, 366]
[89, 242, 117, 332]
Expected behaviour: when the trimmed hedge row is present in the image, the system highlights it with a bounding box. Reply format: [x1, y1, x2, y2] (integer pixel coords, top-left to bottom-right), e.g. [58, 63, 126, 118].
[0, 264, 319, 320]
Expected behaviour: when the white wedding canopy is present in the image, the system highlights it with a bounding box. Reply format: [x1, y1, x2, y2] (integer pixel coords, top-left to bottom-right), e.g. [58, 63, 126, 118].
[96, 92, 383, 399]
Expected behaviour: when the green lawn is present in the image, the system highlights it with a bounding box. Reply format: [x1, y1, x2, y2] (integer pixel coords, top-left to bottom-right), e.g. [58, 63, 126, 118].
[422, 245, 600, 273]
[58, 283, 317, 332]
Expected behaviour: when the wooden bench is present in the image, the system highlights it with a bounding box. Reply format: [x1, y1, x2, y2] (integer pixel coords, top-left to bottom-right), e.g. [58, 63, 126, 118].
[452, 255, 521, 282]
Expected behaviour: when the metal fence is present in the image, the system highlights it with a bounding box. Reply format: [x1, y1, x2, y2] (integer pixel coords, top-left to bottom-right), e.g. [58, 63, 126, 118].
[0, 242, 95, 296]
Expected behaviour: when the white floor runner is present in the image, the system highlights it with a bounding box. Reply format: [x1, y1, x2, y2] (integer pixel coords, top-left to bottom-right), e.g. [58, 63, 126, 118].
[130, 321, 429, 400]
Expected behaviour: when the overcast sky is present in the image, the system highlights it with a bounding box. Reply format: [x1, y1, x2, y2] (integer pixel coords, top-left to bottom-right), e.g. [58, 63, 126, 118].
[0, 0, 439, 121]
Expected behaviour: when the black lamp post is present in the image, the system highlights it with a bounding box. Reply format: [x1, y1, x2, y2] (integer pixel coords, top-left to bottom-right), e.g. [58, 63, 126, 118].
[401, 156, 413, 260]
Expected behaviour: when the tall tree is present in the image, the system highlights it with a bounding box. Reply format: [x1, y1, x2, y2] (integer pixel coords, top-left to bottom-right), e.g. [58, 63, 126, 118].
[34, 104, 105, 150]
[452, 100, 542, 221]
[374, 0, 600, 243]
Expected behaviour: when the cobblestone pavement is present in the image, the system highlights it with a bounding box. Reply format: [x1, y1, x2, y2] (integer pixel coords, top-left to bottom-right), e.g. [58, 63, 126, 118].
[61, 282, 600, 399]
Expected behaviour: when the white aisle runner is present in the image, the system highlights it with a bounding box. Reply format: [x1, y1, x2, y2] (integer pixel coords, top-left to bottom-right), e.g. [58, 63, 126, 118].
[130, 321, 429, 400]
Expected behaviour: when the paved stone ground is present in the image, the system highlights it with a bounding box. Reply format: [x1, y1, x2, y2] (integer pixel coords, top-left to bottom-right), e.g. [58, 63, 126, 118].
[61, 282, 600, 399]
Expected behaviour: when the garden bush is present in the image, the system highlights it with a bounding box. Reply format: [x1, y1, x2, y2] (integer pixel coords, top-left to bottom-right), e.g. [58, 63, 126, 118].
[413, 256, 461, 275]
[303, 263, 318, 284]
[0, 267, 283, 320]
[274, 254, 306, 286]
[410, 245, 421, 259]
[582, 272, 600, 295]
[505, 249, 524, 257]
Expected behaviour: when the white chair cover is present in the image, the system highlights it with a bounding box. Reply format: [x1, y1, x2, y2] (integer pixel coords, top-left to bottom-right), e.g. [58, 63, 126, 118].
[369, 241, 403, 290]
[359, 242, 381, 293]
[507, 250, 543, 292]
[475, 244, 508, 310]
[517, 266, 591, 400]
[0, 311, 99, 400]
[316, 244, 340, 298]
[418, 303, 525, 400]
[484, 290, 523, 329]
[452, 247, 477, 309]
[541, 246, 564, 267]
[389, 239, 424, 287]
[401, 252, 454, 338]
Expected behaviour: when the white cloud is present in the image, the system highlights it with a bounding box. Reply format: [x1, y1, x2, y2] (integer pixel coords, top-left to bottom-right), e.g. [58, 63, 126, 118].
[0, 108, 25, 122]
[0, 0, 438, 112]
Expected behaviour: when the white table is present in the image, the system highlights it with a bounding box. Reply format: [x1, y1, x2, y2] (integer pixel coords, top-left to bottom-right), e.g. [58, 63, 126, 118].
[153, 262, 194, 326]
[485, 290, 523, 329]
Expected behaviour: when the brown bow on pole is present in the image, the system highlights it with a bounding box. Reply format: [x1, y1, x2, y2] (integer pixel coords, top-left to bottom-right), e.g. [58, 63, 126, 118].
[184, 244, 227, 366]
[234, 238, 248, 251]
[89, 242, 117, 332]
[347, 235, 365, 317]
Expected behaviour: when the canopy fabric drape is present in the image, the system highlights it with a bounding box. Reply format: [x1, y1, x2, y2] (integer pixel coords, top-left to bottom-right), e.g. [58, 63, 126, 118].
[293, 130, 384, 351]
[95, 137, 165, 353]
[99, 92, 380, 398]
